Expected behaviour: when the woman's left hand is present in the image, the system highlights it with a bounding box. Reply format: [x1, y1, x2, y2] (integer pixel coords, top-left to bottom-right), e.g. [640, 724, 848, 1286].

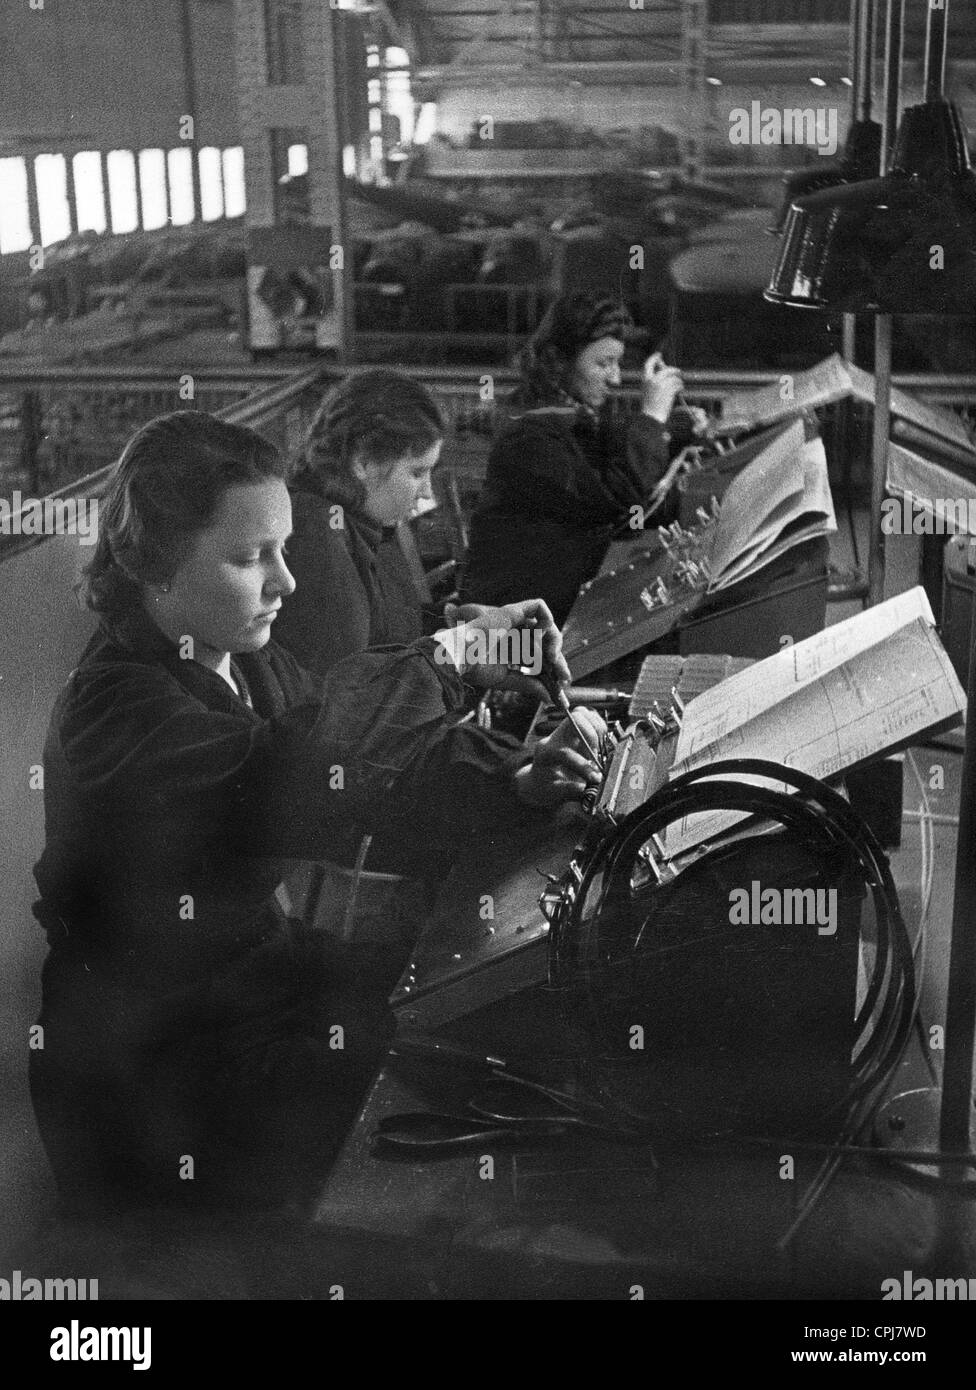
[681, 405, 711, 437]
[641, 352, 685, 423]
[514, 706, 607, 808]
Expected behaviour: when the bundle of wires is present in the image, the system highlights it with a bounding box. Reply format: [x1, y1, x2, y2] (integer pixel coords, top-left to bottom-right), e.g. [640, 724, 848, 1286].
[547, 758, 918, 1244]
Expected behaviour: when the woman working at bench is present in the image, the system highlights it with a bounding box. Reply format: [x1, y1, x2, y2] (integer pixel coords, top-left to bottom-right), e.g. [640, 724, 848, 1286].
[461, 292, 707, 626]
[30, 411, 605, 1217]
[273, 368, 444, 681]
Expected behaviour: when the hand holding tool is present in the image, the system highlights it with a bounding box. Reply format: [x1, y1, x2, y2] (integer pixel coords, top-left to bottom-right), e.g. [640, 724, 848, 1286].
[541, 668, 604, 774]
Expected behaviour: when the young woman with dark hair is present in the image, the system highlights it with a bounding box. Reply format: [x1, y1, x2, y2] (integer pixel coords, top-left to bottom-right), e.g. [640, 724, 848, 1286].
[30, 410, 604, 1216]
[271, 368, 446, 681]
[461, 292, 708, 626]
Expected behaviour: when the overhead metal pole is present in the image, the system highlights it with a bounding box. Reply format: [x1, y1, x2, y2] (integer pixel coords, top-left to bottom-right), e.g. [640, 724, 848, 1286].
[307, 1, 355, 360]
[178, 0, 205, 223]
[680, 0, 708, 181]
[843, 0, 878, 363]
[867, 0, 904, 608]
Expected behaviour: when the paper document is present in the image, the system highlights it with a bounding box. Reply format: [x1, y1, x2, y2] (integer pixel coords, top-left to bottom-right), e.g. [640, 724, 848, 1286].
[664, 587, 966, 857]
[886, 442, 976, 537]
[706, 421, 836, 591]
[720, 354, 975, 456]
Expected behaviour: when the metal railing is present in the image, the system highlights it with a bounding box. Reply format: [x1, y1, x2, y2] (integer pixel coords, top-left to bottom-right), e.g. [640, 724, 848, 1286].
[0, 365, 304, 500]
[0, 363, 332, 561]
[3, 360, 976, 565]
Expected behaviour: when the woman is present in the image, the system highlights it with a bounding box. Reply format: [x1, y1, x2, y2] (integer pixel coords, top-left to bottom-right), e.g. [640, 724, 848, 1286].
[30, 410, 603, 1216]
[271, 369, 442, 681]
[461, 292, 706, 626]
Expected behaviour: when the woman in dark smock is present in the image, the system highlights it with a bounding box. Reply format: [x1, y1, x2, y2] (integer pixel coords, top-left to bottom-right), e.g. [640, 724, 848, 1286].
[29, 412, 604, 1216]
[273, 370, 443, 681]
[461, 293, 706, 626]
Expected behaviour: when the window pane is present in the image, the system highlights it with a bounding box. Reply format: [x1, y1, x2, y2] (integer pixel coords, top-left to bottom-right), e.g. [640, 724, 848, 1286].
[198, 146, 224, 221]
[107, 149, 138, 234]
[385, 58, 414, 144]
[222, 147, 246, 217]
[270, 128, 309, 225]
[73, 152, 107, 234]
[0, 157, 32, 253]
[138, 149, 168, 230]
[34, 153, 72, 247]
[413, 104, 437, 145]
[167, 147, 195, 225]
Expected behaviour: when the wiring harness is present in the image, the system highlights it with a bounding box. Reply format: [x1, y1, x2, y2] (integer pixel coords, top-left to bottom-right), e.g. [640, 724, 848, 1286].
[544, 757, 918, 1242]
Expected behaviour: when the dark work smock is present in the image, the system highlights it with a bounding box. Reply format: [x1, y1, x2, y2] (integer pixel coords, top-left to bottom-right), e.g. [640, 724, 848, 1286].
[461, 397, 677, 627]
[31, 605, 529, 1211]
[272, 474, 423, 682]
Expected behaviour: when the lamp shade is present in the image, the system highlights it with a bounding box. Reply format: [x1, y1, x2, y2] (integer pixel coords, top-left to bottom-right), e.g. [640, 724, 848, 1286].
[768, 119, 882, 235]
[765, 100, 976, 313]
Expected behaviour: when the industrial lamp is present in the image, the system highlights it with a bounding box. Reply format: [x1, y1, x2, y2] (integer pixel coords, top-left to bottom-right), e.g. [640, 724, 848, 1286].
[766, 0, 976, 314]
[766, 98, 976, 312]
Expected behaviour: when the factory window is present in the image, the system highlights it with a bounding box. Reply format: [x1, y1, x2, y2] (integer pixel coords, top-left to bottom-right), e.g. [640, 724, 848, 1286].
[106, 150, 139, 235]
[138, 149, 168, 231]
[222, 147, 246, 218]
[263, 0, 304, 85]
[0, 157, 32, 253]
[270, 128, 310, 225]
[385, 48, 414, 145]
[34, 154, 72, 247]
[167, 148, 196, 225]
[73, 152, 107, 235]
[413, 104, 437, 146]
[198, 147, 224, 221]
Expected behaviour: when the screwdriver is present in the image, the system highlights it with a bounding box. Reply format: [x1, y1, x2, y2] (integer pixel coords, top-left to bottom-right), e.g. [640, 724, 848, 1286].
[543, 672, 603, 773]
[556, 686, 604, 773]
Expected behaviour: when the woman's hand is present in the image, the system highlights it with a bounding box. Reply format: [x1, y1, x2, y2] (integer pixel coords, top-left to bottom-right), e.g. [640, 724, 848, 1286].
[438, 598, 571, 699]
[641, 352, 685, 423]
[515, 707, 608, 808]
[678, 404, 711, 437]
[643, 444, 703, 518]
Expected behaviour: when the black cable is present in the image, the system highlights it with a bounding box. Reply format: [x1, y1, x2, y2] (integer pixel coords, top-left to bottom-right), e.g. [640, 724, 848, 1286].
[546, 757, 918, 1241]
